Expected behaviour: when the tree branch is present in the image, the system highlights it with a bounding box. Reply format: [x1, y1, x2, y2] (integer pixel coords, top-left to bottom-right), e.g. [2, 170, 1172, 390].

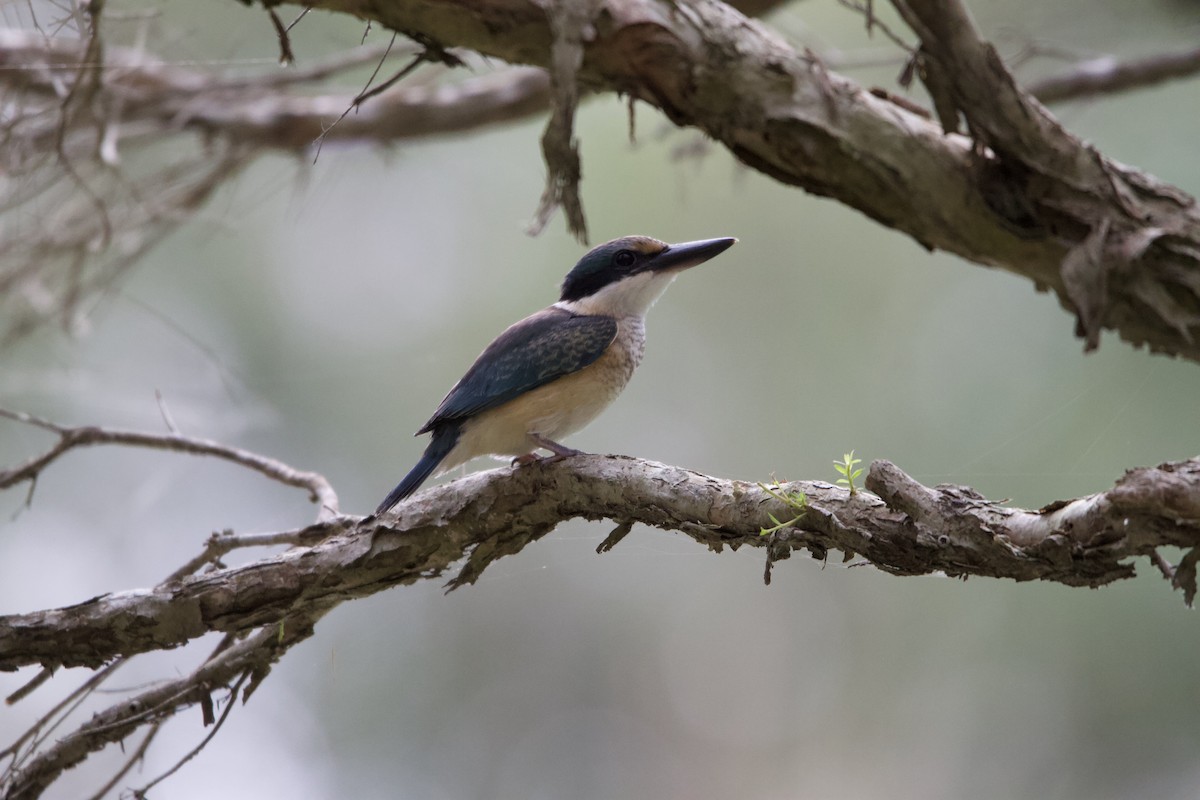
[5, 452, 1199, 674]
[230, 0, 1200, 362]
[1028, 44, 1200, 104]
[7, 3, 1200, 356]
[3, 415, 1199, 796]
[5, 3, 1199, 792]
[0, 409, 339, 518]
[892, 0, 1199, 354]
[0, 30, 555, 153]
[4, 613, 320, 800]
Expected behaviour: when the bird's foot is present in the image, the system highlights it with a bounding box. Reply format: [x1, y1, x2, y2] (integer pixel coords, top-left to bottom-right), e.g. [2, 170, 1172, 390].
[512, 450, 580, 468]
[531, 434, 587, 464]
[507, 436, 589, 468]
[537, 450, 579, 466]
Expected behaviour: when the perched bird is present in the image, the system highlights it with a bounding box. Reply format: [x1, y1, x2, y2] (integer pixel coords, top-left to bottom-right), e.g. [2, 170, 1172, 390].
[375, 234, 736, 514]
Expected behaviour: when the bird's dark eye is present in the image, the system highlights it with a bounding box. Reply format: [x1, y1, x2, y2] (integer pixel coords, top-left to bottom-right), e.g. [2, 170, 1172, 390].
[614, 250, 637, 268]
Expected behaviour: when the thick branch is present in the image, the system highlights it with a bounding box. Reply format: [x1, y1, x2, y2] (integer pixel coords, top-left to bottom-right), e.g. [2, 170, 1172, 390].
[4, 454, 1198, 672]
[8, 27, 1196, 156]
[249, 0, 1200, 362]
[893, 0, 1200, 353]
[7, 4, 1200, 355]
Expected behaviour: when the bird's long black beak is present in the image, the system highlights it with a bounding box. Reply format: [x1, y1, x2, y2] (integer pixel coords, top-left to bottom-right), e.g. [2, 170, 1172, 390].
[644, 237, 737, 273]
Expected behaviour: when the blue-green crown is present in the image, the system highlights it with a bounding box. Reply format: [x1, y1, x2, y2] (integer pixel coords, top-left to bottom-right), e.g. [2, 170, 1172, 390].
[559, 236, 667, 302]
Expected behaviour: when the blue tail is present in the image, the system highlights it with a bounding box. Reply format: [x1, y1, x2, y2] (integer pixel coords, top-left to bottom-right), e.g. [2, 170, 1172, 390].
[375, 423, 462, 514]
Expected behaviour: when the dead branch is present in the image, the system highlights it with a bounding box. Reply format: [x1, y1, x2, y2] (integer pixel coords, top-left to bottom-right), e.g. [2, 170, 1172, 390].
[0, 25, 555, 146]
[6, 2, 1200, 353]
[1028, 44, 1200, 104]
[892, 0, 1200, 354]
[4, 450, 1199, 674]
[2, 411, 1199, 797]
[4, 2, 1200, 793]
[3, 612, 321, 800]
[251, 0, 1200, 363]
[0, 408, 339, 518]
[0, 28, 549, 345]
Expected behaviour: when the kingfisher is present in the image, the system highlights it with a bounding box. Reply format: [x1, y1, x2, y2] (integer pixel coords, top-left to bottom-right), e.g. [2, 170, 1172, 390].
[374, 234, 737, 514]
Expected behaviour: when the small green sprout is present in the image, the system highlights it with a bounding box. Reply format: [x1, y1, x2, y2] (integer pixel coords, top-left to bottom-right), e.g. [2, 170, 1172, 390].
[757, 482, 808, 536]
[834, 450, 864, 496]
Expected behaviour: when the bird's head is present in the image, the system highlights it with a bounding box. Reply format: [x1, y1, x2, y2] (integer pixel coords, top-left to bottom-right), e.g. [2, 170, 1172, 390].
[558, 235, 736, 317]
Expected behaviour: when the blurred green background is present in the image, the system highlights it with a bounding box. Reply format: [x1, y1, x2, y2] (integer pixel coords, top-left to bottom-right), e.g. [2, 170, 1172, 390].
[3, 0, 1200, 798]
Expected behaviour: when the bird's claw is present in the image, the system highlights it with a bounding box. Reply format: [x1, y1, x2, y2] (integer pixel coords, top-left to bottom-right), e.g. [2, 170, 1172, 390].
[511, 445, 585, 468]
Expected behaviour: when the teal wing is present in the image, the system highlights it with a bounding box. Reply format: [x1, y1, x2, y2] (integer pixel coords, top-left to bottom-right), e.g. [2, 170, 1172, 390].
[418, 309, 617, 434]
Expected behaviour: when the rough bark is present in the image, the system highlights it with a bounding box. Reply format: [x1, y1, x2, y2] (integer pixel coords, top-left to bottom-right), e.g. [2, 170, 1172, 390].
[5, 0, 1200, 793]
[3, 412, 1199, 797]
[5, 454, 1200, 674]
[247, 0, 1200, 361]
[4, 2, 1200, 352]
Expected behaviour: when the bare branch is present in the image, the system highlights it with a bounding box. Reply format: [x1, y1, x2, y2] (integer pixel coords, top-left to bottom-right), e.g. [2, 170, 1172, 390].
[1, 662, 126, 777]
[835, 0, 915, 54]
[244, 0, 1200, 363]
[85, 722, 160, 800]
[3, 612, 320, 800]
[6, 4, 1199, 794]
[161, 526, 340, 585]
[0, 409, 339, 518]
[265, 6, 298, 65]
[4, 667, 54, 706]
[2, 408, 1198, 795]
[0, 29, 536, 344]
[5, 0, 1199, 356]
[127, 672, 246, 797]
[891, 0, 1100, 169]
[4, 452, 1199, 675]
[1028, 45, 1200, 104]
[888, 0, 1200, 354]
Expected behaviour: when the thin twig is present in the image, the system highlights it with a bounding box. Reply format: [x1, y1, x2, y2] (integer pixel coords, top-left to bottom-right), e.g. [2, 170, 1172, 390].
[1, 660, 126, 772]
[129, 673, 248, 798]
[160, 523, 344, 585]
[154, 390, 180, 435]
[0, 408, 339, 518]
[285, 6, 312, 34]
[835, 0, 914, 53]
[85, 722, 161, 800]
[1151, 549, 1175, 582]
[3, 611, 321, 799]
[596, 518, 634, 553]
[265, 7, 296, 65]
[51, 0, 114, 251]
[4, 667, 54, 706]
[313, 33, 405, 161]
